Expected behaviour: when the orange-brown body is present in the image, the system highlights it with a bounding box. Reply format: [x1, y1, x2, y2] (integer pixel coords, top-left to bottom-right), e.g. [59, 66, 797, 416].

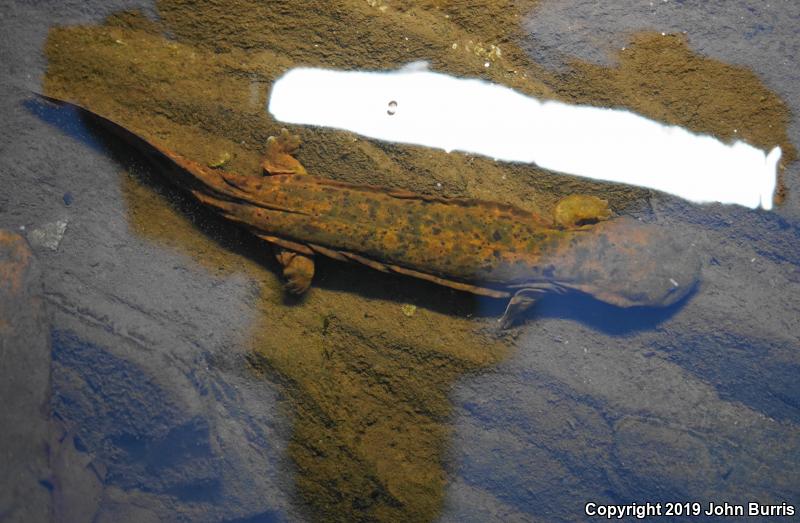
[36, 94, 701, 325]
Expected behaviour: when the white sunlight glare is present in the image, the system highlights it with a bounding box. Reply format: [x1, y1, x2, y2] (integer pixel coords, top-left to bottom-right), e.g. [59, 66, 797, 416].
[269, 66, 781, 210]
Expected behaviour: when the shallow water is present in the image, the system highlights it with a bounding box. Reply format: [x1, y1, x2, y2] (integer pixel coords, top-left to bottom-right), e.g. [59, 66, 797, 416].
[1, 1, 798, 522]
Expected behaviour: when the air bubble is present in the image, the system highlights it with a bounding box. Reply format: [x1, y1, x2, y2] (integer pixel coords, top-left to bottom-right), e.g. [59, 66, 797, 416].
[387, 100, 397, 115]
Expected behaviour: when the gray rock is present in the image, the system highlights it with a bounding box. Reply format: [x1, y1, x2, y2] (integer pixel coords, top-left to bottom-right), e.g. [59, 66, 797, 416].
[26, 219, 68, 252]
[0, 231, 52, 523]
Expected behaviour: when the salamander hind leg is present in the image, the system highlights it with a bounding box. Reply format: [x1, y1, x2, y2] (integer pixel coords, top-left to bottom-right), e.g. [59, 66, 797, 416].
[553, 195, 612, 229]
[262, 128, 308, 176]
[274, 247, 315, 294]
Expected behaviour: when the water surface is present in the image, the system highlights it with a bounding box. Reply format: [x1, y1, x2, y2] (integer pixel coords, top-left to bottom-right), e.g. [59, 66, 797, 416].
[0, 1, 798, 521]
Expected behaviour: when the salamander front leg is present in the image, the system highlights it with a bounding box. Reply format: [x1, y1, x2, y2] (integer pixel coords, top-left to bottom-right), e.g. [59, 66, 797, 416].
[500, 284, 560, 328]
[274, 248, 315, 294]
[262, 128, 307, 176]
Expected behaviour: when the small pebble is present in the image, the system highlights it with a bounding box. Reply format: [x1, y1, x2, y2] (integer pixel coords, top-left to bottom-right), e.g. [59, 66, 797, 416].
[63, 192, 73, 206]
[401, 304, 417, 317]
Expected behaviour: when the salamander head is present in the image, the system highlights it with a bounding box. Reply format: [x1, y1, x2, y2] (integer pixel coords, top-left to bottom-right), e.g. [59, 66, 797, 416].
[547, 217, 701, 308]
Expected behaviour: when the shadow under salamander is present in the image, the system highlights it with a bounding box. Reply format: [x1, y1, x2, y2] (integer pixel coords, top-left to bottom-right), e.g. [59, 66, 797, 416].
[516, 286, 697, 335]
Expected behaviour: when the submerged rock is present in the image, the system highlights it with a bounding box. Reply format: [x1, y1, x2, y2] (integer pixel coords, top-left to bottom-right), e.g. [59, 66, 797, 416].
[27, 219, 68, 252]
[0, 230, 52, 523]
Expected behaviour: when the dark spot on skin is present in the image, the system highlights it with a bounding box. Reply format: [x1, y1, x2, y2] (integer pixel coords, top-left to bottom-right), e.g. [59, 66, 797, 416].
[492, 230, 502, 242]
[492, 249, 501, 258]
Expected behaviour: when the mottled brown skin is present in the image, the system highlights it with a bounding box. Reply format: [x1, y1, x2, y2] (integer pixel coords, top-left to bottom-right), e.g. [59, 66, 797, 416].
[36, 95, 700, 326]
